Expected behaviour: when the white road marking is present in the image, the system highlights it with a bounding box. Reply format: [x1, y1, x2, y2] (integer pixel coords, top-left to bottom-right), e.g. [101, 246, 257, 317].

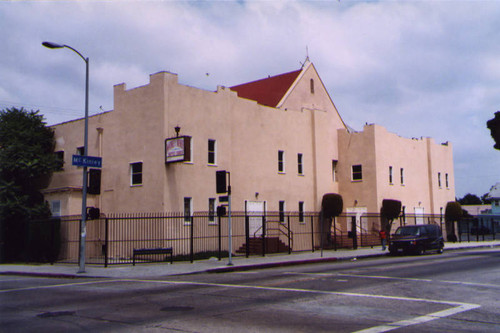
[353, 303, 481, 333]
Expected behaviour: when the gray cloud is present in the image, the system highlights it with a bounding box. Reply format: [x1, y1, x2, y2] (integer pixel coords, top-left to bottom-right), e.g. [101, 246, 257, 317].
[1, 0, 500, 198]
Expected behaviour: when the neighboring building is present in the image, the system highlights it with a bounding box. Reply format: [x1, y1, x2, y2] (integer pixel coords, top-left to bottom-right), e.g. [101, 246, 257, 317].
[462, 205, 491, 216]
[43, 60, 455, 221]
[486, 182, 500, 215]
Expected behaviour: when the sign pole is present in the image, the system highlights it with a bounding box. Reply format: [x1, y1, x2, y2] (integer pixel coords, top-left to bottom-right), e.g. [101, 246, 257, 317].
[227, 173, 233, 266]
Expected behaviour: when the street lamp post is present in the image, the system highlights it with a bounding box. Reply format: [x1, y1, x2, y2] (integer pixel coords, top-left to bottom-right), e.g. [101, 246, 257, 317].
[42, 41, 89, 273]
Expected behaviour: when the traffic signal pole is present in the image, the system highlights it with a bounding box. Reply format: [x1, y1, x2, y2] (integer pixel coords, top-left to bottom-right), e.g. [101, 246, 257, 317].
[228, 178, 233, 266]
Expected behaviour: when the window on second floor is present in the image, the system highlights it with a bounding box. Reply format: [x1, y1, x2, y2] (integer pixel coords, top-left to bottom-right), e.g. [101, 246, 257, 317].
[76, 146, 85, 156]
[297, 153, 303, 175]
[438, 172, 442, 188]
[55, 151, 64, 171]
[400, 168, 405, 185]
[352, 165, 362, 181]
[445, 173, 449, 188]
[332, 160, 338, 182]
[130, 162, 143, 186]
[389, 166, 393, 184]
[278, 150, 285, 173]
[208, 139, 216, 165]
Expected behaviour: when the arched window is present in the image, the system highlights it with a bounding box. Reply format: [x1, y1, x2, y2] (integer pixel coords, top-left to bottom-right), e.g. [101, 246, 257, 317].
[310, 78, 315, 94]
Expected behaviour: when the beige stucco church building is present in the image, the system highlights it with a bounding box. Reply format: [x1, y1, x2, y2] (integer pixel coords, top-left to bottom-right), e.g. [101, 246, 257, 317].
[44, 60, 455, 221]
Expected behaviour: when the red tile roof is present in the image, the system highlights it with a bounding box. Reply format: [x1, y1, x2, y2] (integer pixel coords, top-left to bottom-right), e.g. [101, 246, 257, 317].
[230, 69, 302, 107]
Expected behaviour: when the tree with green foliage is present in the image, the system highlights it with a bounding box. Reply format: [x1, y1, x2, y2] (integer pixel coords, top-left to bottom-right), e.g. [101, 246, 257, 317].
[457, 193, 482, 205]
[0, 107, 61, 262]
[481, 193, 492, 205]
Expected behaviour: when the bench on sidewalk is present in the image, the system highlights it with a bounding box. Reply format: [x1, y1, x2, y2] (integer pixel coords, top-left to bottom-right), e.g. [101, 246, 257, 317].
[132, 247, 173, 266]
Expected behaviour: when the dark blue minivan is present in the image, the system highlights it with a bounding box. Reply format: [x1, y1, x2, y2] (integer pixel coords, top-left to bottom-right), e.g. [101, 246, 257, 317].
[389, 224, 444, 255]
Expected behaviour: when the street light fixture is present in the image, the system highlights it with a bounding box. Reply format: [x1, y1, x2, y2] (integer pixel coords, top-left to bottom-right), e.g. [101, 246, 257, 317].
[42, 41, 89, 273]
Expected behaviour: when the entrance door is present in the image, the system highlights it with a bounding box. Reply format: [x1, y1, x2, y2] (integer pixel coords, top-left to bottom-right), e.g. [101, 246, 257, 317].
[346, 207, 368, 234]
[246, 201, 266, 237]
[414, 207, 425, 224]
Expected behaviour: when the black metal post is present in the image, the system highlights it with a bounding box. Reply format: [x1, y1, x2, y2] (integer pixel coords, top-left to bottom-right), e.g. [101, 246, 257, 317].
[467, 218, 470, 242]
[493, 220, 496, 240]
[310, 215, 315, 252]
[104, 218, 109, 267]
[261, 215, 266, 256]
[218, 215, 221, 261]
[190, 216, 194, 263]
[287, 216, 291, 254]
[320, 211, 324, 257]
[245, 215, 250, 258]
[476, 219, 479, 242]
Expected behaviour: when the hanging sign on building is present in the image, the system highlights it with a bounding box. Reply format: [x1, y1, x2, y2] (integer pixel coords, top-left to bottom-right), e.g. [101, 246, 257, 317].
[165, 136, 191, 163]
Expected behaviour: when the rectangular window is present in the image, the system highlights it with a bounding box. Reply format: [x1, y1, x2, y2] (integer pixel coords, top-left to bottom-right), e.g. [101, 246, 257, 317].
[278, 150, 285, 173]
[77, 146, 85, 156]
[352, 165, 362, 181]
[279, 200, 285, 222]
[208, 198, 216, 223]
[438, 172, 442, 188]
[130, 162, 143, 186]
[400, 168, 404, 185]
[297, 153, 303, 175]
[184, 197, 192, 223]
[332, 160, 338, 182]
[389, 166, 393, 184]
[445, 173, 449, 188]
[55, 151, 64, 171]
[208, 139, 216, 165]
[298, 201, 305, 223]
[50, 200, 61, 217]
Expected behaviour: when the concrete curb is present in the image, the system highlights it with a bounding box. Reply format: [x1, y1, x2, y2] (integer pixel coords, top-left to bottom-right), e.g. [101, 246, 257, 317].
[1, 242, 498, 279]
[206, 252, 387, 273]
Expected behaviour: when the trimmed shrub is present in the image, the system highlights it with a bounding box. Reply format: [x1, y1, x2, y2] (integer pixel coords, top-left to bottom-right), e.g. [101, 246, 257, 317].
[445, 201, 462, 222]
[381, 199, 402, 220]
[321, 193, 343, 218]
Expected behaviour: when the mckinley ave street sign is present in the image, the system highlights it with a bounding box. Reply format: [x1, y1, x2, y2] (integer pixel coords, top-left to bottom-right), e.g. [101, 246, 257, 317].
[72, 155, 102, 168]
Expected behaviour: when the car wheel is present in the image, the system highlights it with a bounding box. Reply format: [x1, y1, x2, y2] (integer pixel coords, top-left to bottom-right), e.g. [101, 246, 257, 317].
[416, 247, 425, 255]
[437, 246, 444, 254]
[389, 248, 397, 256]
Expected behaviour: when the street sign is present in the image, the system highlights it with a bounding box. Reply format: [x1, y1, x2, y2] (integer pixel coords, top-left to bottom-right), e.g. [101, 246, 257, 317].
[72, 155, 102, 168]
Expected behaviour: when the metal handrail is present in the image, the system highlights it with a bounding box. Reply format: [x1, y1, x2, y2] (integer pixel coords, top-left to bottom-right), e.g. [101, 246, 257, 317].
[253, 220, 294, 251]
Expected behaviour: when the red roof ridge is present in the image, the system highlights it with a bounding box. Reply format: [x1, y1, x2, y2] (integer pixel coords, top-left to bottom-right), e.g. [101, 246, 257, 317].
[230, 68, 302, 107]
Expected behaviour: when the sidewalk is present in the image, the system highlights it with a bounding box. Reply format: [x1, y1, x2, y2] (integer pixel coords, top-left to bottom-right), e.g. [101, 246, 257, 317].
[1, 240, 499, 279]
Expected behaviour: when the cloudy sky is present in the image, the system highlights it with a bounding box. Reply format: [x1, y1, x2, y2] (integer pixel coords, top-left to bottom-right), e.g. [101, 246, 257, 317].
[2, 0, 500, 199]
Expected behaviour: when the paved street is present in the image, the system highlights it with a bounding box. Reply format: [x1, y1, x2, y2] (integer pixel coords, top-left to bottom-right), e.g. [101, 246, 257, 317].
[1, 247, 499, 332]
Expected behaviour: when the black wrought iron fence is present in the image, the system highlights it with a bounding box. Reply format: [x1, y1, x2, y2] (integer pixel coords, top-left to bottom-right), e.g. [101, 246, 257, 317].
[54, 212, 497, 266]
[458, 216, 499, 242]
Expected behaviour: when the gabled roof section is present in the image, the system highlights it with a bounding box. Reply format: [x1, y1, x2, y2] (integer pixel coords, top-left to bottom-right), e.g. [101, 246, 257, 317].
[230, 69, 302, 107]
